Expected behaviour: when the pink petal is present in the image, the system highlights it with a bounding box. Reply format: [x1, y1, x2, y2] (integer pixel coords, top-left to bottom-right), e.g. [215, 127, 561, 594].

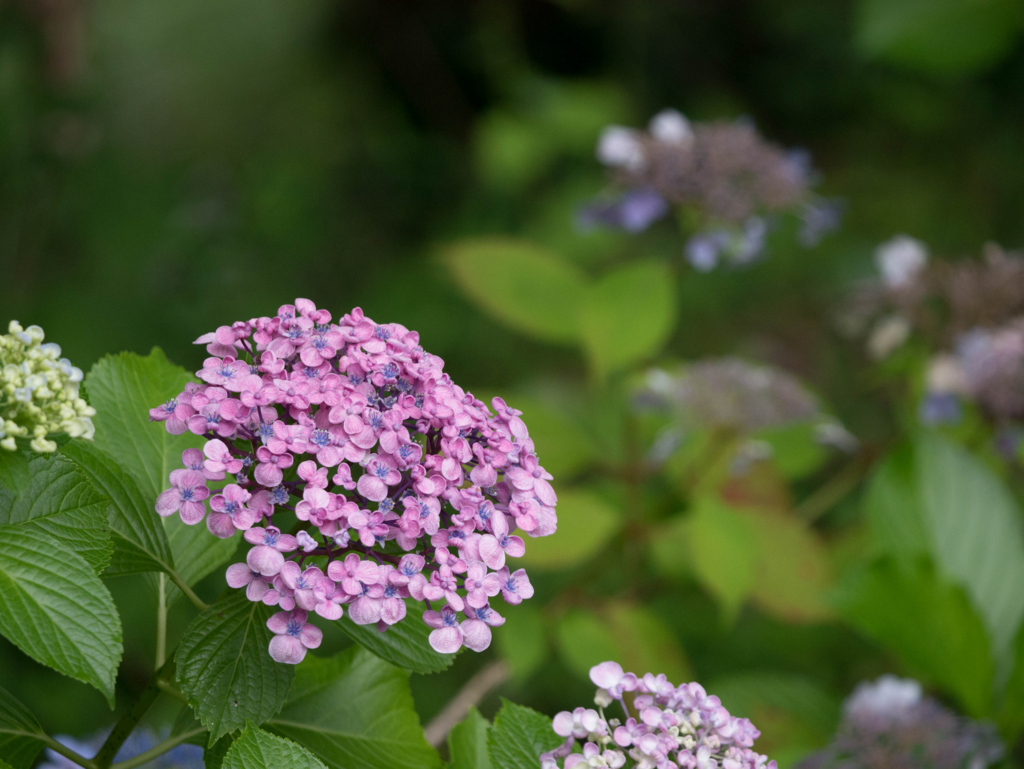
[179, 500, 206, 524]
[349, 596, 382, 625]
[246, 579, 271, 602]
[268, 634, 307, 664]
[381, 597, 407, 625]
[315, 602, 343, 621]
[226, 562, 253, 589]
[357, 475, 388, 502]
[504, 536, 525, 558]
[428, 625, 463, 654]
[255, 462, 283, 487]
[300, 623, 323, 649]
[266, 611, 292, 634]
[246, 546, 284, 576]
[478, 536, 505, 570]
[505, 466, 534, 491]
[533, 477, 557, 507]
[155, 488, 181, 517]
[590, 661, 625, 689]
[206, 513, 236, 539]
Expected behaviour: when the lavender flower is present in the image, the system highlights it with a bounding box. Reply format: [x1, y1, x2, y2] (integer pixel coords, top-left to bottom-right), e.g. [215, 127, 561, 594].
[796, 676, 1003, 769]
[150, 300, 558, 662]
[542, 661, 776, 769]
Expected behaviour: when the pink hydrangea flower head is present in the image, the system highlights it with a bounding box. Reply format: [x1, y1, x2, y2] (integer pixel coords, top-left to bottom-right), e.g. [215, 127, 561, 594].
[148, 301, 561, 664]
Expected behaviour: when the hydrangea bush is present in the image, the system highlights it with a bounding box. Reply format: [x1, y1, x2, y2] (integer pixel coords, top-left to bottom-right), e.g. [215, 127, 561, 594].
[150, 300, 555, 663]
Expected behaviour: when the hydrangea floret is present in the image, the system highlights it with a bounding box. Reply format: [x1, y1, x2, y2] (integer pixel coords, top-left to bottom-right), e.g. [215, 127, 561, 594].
[0, 321, 95, 453]
[542, 661, 775, 769]
[150, 300, 556, 664]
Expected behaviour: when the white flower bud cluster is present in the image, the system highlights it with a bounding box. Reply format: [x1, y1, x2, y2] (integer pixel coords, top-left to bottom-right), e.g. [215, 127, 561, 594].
[0, 321, 95, 453]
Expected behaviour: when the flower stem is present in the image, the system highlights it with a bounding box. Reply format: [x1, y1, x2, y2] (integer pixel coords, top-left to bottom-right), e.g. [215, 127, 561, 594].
[109, 726, 205, 769]
[39, 734, 98, 769]
[166, 570, 209, 612]
[155, 573, 167, 669]
[92, 655, 177, 768]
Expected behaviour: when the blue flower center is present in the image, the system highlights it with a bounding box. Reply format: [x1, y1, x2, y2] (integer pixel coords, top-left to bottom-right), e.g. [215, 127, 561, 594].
[218, 366, 236, 379]
[374, 465, 390, 479]
[384, 585, 399, 598]
[285, 619, 303, 637]
[162, 399, 177, 413]
[264, 531, 279, 546]
[443, 612, 458, 627]
[311, 429, 331, 447]
[374, 326, 391, 341]
[505, 578, 518, 593]
[270, 486, 289, 504]
[399, 445, 415, 458]
[223, 501, 239, 515]
[180, 488, 195, 501]
[381, 363, 399, 379]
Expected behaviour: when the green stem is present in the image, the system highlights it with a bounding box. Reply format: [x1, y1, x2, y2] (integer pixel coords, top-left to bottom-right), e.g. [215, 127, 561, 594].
[156, 679, 188, 703]
[92, 655, 177, 768]
[166, 570, 209, 612]
[110, 727, 205, 769]
[795, 457, 870, 523]
[39, 734, 98, 769]
[156, 573, 167, 669]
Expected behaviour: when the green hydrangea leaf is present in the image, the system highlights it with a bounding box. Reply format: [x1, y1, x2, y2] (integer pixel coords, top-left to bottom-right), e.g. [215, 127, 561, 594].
[487, 700, 562, 769]
[0, 454, 111, 574]
[61, 440, 175, 577]
[86, 348, 201, 504]
[0, 685, 46, 769]
[223, 724, 326, 769]
[175, 591, 293, 743]
[916, 431, 1024, 676]
[334, 601, 455, 674]
[444, 238, 587, 344]
[267, 647, 441, 769]
[579, 260, 677, 377]
[0, 526, 122, 707]
[448, 707, 493, 769]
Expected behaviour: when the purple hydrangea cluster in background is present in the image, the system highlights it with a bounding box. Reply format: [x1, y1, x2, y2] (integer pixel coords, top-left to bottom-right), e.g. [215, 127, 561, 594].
[150, 300, 554, 663]
[796, 675, 1002, 769]
[848, 238, 1024, 451]
[541, 661, 776, 769]
[578, 109, 840, 271]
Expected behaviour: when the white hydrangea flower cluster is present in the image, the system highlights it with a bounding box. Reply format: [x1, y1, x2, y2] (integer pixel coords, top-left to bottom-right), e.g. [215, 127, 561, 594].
[0, 321, 95, 453]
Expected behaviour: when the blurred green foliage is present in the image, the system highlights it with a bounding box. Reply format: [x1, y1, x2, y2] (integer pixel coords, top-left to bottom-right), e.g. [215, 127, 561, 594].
[4, 0, 1024, 766]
